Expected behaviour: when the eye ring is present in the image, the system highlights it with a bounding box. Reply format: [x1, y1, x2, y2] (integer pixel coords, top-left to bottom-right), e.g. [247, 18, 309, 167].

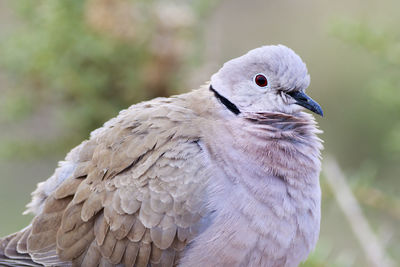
[254, 73, 268, 87]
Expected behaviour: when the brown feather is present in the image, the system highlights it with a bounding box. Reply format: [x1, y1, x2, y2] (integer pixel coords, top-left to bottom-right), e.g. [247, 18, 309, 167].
[108, 238, 128, 264]
[17, 228, 31, 254]
[123, 242, 139, 267]
[77, 140, 97, 162]
[150, 226, 176, 250]
[72, 162, 90, 179]
[94, 212, 109, 246]
[43, 196, 72, 213]
[99, 257, 113, 267]
[135, 242, 151, 267]
[57, 219, 94, 251]
[5, 233, 25, 259]
[30, 212, 62, 235]
[58, 224, 94, 260]
[98, 230, 117, 259]
[60, 203, 84, 233]
[159, 247, 176, 267]
[127, 218, 146, 242]
[111, 215, 135, 240]
[81, 192, 104, 222]
[54, 177, 84, 199]
[150, 242, 162, 264]
[27, 229, 57, 252]
[80, 240, 101, 267]
[72, 182, 92, 204]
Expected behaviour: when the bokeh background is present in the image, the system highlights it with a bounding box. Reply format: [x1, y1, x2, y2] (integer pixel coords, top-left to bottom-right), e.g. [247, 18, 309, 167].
[0, 0, 399, 266]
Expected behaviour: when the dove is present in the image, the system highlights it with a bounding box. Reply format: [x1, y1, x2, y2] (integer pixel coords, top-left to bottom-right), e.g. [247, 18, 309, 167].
[0, 44, 323, 267]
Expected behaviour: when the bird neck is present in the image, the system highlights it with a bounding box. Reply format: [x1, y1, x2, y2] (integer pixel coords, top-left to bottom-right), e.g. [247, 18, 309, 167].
[239, 111, 323, 185]
[209, 85, 241, 115]
[201, 109, 323, 188]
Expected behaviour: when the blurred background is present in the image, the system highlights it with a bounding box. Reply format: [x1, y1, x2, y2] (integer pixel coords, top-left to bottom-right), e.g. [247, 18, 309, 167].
[0, 0, 399, 266]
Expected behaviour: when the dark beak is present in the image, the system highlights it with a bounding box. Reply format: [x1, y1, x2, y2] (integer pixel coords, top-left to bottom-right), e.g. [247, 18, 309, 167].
[287, 91, 323, 117]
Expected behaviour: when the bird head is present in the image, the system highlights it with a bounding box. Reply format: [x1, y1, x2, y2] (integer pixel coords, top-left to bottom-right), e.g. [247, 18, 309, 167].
[210, 45, 323, 116]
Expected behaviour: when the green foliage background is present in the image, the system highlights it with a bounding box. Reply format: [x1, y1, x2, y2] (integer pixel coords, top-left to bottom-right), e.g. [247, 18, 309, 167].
[0, 0, 399, 266]
[0, 0, 211, 158]
[332, 19, 400, 156]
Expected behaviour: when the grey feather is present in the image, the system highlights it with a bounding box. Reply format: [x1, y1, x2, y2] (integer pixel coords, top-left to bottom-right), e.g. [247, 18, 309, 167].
[0, 45, 323, 267]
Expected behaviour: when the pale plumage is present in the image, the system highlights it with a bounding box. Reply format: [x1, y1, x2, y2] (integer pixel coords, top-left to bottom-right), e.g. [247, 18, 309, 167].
[0, 45, 323, 267]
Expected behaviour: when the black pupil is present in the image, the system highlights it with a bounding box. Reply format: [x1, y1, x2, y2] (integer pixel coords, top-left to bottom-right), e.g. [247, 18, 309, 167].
[255, 75, 268, 87]
[255, 74, 268, 87]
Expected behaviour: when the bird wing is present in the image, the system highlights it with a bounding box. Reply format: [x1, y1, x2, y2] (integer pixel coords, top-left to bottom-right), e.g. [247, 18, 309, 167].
[0, 96, 211, 267]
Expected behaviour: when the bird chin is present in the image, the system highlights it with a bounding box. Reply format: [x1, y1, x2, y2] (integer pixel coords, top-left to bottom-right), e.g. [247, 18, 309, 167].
[243, 110, 297, 118]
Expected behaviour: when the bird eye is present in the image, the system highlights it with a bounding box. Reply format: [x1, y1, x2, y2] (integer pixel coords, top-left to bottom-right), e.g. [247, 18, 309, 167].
[254, 74, 268, 87]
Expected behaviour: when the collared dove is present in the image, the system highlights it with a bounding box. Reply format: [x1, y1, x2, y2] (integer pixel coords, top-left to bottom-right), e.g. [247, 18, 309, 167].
[0, 44, 323, 267]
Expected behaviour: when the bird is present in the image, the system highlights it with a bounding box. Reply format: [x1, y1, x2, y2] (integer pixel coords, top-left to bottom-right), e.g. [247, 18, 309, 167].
[0, 44, 323, 267]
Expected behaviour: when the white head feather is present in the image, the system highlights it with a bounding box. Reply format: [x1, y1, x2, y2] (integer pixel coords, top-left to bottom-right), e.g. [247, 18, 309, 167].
[211, 45, 311, 114]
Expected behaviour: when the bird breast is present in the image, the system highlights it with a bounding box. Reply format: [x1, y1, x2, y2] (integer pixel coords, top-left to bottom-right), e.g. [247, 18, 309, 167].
[185, 111, 322, 266]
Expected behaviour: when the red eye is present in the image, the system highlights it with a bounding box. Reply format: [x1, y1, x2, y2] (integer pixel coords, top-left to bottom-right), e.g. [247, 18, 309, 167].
[254, 74, 268, 87]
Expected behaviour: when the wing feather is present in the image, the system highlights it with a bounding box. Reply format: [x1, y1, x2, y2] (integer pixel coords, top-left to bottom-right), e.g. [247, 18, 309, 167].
[2, 95, 212, 266]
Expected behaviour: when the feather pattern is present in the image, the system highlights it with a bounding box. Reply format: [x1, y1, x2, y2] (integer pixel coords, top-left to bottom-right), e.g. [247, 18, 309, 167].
[0, 91, 213, 266]
[0, 45, 323, 267]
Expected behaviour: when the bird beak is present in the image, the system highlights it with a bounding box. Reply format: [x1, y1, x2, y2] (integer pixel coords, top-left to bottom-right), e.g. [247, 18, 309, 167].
[287, 91, 323, 117]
